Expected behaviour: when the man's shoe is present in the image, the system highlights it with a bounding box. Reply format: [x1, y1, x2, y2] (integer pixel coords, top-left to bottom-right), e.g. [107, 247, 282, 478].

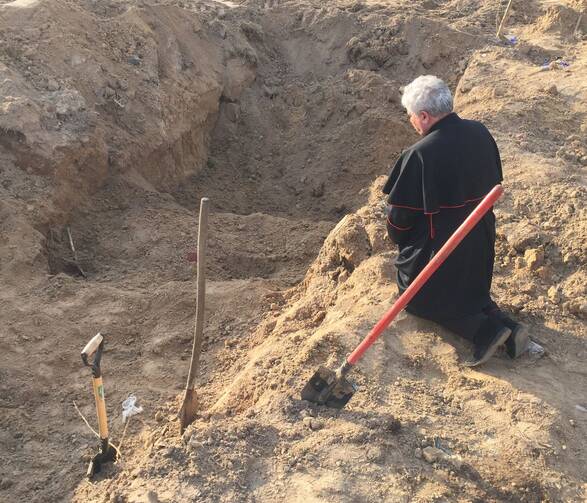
[505, 323, 529, 359]
[463, 327, 512, 367]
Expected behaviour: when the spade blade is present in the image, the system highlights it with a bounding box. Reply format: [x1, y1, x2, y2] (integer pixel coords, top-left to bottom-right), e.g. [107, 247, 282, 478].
[87, 442, 117, 479]
[179, 388, 199, 434]
[301, 366, 356, 409]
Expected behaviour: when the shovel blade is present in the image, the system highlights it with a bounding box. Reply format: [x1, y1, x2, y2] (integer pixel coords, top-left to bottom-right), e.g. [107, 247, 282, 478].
[87, 443, 117, 479]
[301, 366, 356, 409]
[179, 388, 199, 434]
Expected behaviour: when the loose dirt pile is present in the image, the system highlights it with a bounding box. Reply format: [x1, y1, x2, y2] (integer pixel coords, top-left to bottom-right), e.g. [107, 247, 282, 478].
[1, 0, 586, 502]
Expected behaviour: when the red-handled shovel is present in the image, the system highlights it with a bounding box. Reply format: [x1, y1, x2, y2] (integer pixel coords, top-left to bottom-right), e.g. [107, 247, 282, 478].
[301, 184, 504, 409]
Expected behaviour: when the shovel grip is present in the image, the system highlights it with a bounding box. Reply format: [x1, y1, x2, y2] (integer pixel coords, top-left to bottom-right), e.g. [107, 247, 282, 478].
[347, 184, 504, 366]
[81, 333, 103, 360]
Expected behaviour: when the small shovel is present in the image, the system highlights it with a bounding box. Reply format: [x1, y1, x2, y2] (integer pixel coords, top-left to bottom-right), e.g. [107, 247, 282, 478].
[81, 333, 118, 477]
[301, 185, 504, 409]
[179, 197, 210, 433]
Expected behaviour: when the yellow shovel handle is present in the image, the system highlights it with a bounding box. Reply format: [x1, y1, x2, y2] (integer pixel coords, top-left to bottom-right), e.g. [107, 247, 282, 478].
[92, 376, 109, 439]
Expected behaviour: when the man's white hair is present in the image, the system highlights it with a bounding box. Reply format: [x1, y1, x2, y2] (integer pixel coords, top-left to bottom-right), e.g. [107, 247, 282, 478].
[401, 75, 453, 116]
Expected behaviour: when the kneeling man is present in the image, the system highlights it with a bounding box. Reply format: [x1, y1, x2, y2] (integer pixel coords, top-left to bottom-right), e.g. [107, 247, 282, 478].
[384, 75, 527, 366]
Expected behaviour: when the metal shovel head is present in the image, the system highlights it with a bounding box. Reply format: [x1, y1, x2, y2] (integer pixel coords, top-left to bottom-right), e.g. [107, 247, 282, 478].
[87, 443, 117, 479]
[179, 388, 199, 434]
[301, 366, 357, 409]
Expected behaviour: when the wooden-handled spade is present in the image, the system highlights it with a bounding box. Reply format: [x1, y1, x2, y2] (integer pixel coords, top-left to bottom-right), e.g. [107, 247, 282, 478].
[179, 197, 210, 433]
[81, 332, 118, 477]
[301, 185, 504, 409]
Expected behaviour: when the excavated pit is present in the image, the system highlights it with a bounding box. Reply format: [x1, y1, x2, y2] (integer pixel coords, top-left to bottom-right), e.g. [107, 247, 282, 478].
[43, 0, 478, 286]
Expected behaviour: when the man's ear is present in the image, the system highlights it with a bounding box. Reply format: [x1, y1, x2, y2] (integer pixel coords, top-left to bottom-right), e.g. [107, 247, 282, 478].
[420, 111, 430, 123]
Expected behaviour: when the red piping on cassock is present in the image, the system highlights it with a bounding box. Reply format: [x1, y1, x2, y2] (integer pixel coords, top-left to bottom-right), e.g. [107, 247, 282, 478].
[387, 215, 412, 231]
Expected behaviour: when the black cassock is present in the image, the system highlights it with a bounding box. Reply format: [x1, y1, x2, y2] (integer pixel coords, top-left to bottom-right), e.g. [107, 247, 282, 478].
[383, 113, 503, 339]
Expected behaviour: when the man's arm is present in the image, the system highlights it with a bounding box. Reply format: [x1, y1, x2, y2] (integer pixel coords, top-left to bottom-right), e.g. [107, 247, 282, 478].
[383, 149, 425, 246]
[385, 205, 419, 245]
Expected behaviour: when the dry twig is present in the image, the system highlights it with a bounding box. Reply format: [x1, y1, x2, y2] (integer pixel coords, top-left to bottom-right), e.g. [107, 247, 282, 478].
[496, 0, 514, 40]
[73, 400, 100, 438]
[66, 226, 87, 278]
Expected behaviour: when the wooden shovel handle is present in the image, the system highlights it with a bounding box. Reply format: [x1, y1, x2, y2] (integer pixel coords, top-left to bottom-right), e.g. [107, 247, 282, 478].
[185, 198, 209, 390]
[92, 376, 109, 440]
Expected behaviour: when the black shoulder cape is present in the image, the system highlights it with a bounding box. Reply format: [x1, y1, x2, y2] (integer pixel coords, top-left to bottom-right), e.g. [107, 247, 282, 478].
[382, 113, 503, 320]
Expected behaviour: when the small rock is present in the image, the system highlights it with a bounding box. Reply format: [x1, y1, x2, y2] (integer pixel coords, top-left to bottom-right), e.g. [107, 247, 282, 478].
[311, 182, 325, 198]
[303, 417, 323, 430]
[263, 85, 278, 99]
[128, 55, 141, 66]
[224, 103, 240, 122]
[514, 257, 525, 270]
[537, 266, 551, 280]
[299, 409, 313, 419]
[569, 300, 587, 319]
[546, 84, 558, 95]
[459, 82, 472, 94]
[547, 286, 561, 304]
[310, 418, 324, 430]
[447, 454, 464, 469]
[312, 310, 326, 325]
[210, 20, 227, 39]
[109, 492, 124, 503]
[70, 54, 85, 66]
[422, 446, 445, 463]
[414, 448, 423, 459]
[46, 78, 59, 91]
[501, 221, 540, 252]
[155, 410, 164, 422]
[103, 86, 115, 98]
[0, 478, 14, 490]
[189, 437, 204, 450]
[143, 432, 156, 449]
[117, 78, 129, 91]
[524, 248, 544, 271]
[146, 491, 160, 503]
[366, 445, 384, 463]
[240, 21, 264, 42]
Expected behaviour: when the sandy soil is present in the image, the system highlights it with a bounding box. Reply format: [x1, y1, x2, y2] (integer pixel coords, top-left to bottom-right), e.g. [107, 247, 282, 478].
[0, 0, 586, 502]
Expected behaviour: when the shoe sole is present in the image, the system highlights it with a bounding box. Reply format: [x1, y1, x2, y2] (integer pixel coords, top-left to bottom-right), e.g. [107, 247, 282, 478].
[508, 324, 530, 359]
[463, 327, 512, 367]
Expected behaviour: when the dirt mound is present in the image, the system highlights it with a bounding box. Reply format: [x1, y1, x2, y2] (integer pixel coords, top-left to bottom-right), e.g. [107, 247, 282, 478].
[0, 0, 257, 229]
[1, 0, 586, 502]
[534, 4, 586, 37]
